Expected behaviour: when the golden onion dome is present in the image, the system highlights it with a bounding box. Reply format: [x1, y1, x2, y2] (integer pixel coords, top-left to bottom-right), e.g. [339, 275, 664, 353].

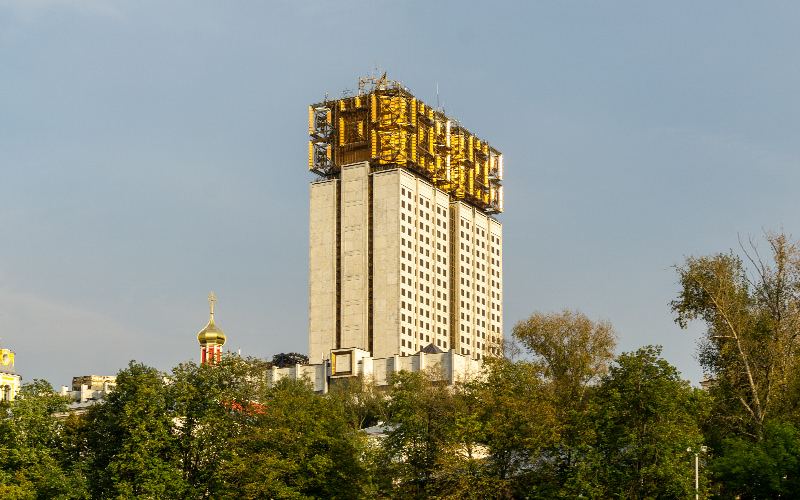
[198, 292, 226, 347]
[198, 316, 226, 347]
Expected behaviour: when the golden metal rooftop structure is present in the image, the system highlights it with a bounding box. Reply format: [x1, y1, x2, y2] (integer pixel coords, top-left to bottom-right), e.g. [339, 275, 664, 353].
[309, 75, 504, 214]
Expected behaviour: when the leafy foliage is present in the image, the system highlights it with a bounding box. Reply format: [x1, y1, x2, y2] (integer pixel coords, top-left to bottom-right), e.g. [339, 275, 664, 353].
[672, 231, 800, 439]
[221, 377, 367, 500]
[710, 420, 800, 499]
[85, 362, 181, 499]
[0, 380, 88, 499]
[271, 352, 310, 368]
[380, 370, 458, 498]
[6, 270, 800, 499]
[582, 346, 710, 499]
[512, 309, 617, 406]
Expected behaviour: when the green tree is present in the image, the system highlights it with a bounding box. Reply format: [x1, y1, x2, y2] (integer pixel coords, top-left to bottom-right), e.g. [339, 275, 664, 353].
[710, 419, 800, 499]
[0, 380, 88, 499]
[478, 359, 557, 477]
[327, 374, 386, 432]
[166, 355, 268, 499]
[380, 370, 458, 499]
[85, 362, 182, 499]
[511, 309, 617, 497]
[576, 346, 709, 499]
[672, 231, 800, 439]
[512, 309, 617, 406]
[463, 358, 559, 498]
[221, 377, 367, 500]
[271, 352, 309, 368]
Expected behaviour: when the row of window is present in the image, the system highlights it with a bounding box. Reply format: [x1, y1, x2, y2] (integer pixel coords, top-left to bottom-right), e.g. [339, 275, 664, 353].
[400, 337, 450, 351]
[459, 336, 490, 350]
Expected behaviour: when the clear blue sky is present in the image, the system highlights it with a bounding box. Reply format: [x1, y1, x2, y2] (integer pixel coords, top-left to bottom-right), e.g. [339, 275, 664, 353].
[2, 1, 799, 388]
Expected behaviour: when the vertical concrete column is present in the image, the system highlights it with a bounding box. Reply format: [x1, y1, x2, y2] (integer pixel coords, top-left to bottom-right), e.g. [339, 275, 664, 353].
[371, 170, 402, 359]
[340, 163, 370, 351]
[309, 179, 340, 362]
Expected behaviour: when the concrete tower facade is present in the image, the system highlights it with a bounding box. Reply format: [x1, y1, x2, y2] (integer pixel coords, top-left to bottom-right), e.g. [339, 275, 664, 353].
[308, 76, 503, 363]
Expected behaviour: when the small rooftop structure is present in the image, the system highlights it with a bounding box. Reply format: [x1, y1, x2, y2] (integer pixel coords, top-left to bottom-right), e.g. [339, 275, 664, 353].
[72, 375, 116, 391]
[58, 376, 116, 416]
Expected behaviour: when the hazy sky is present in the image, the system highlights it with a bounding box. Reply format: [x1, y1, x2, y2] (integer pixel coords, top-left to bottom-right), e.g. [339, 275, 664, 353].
[2, 1, 799, 388]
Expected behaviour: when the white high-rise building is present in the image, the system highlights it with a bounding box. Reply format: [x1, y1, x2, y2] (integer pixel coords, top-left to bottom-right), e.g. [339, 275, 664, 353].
[309, 163, 502, 362]
[308, 76, 503, 363]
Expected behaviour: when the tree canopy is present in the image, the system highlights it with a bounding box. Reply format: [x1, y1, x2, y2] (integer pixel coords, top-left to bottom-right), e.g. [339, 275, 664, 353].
[673, 230, 800, 439]
[5, 229, 800, 499]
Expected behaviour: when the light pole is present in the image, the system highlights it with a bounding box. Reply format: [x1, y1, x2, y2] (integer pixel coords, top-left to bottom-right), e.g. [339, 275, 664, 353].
[687, 446, 707, 500]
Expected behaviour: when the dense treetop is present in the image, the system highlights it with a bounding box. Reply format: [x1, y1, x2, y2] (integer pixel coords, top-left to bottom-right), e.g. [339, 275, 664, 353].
[3, 232, 800, 499]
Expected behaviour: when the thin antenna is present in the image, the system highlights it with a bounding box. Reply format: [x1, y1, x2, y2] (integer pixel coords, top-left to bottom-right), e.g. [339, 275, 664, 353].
[437, 83, 440, 111]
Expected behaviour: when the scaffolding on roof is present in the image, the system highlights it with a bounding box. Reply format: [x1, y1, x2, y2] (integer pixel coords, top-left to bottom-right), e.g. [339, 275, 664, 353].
[309, 75, 504, 214]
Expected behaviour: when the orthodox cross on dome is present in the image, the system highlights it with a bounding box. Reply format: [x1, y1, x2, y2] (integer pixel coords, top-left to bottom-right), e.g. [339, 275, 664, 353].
[207, 292, 217, 318]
